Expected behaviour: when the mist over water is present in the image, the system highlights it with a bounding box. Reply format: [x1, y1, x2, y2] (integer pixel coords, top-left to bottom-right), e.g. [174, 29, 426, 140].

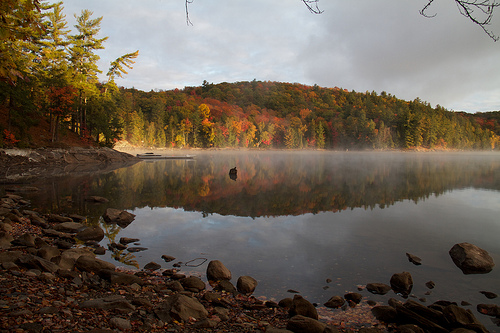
[9, 151, 500, 330]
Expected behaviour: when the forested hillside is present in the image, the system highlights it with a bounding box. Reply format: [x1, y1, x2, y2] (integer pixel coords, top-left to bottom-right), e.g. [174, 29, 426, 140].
[1, 1, 499, 150]
[114, 81, 500, 150]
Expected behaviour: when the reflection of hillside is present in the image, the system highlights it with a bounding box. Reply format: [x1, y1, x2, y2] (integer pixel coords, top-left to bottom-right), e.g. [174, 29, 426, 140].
[19, 152, 500, 218]
[104, 152, 500, 218]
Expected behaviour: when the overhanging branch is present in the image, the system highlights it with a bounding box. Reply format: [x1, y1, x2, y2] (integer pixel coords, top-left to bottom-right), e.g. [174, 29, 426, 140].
[421, 0, 499, 41]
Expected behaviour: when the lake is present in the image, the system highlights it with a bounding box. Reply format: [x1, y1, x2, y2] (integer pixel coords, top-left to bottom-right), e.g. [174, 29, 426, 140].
[10, 150, 500, 330]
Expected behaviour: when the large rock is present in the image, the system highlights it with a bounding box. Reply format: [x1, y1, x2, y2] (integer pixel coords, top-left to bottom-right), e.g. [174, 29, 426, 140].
[449, 243, 495, 274]
[371, 306, 398, 323]
[390, 271, 413, 297]
[289, 295, 318, 320]
[76, 226, 104, 241]
[169, 294, 208, 322]
[75, 255, 115, 273]
[15, 254, 59, 273]
[206, 260, 232, 281]
[443, 304, 487, 332]
[237, 275, 258, 294]
[324, 296, 345, 309]
[80, 295, 135, 312]
[36, 246, 60, 261]
[52, 222, 86, 233]
[180, 276, 206, 292]
[286, 315, 327, 333]
[366, 282, 392, 295]
[11, 233, 36, 247]
[102, 208, 136, 228]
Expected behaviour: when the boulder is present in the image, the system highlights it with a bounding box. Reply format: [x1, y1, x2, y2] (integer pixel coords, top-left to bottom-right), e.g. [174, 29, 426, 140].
[344, 292, 363, 304]
[449, 243, 494, 274]
[15, 254, 59, 273]
[169, 294, 208, 322]
[443, 304, 487, 332]
[366, 282, 392, 295]
[206, 260, 232, 281]
[390, 271, 413, 297]
[286, 315, 326, 333]
[0, 250, 24, 265]
[214, 280, 237, 295]
[36, 246, 60, 261]
[324, 296, 345, 309]
[76, 226, 104, 242]
[371, 306, 398, 323]
[477, 303, 500, 317]
[29, 215, 49, 229]
[279, 298, 293, 309]
[180, 276, 206, 292]
[75, 255, 115, 273]
[11, 233, 36, 247]
[52, 222, 86, 233]
[237, 275, 258, 294]
[289, 295, 318, 320]
[144, 261, 161, 271]
[102, 208, 136, 228]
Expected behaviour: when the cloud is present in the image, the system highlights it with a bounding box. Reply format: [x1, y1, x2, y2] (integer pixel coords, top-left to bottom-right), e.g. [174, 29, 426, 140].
[59, 0, 500, 111]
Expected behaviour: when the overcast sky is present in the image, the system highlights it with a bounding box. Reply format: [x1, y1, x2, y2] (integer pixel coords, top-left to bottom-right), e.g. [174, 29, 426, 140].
[57, 0, 500, 113]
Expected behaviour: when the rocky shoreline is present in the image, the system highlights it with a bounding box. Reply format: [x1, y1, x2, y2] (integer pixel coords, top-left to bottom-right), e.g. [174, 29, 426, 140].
[0, 148, 140, 184]
[0, 190, 499, 331]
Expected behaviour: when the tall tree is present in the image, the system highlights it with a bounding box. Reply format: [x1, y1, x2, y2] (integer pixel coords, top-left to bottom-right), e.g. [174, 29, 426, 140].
[68, 9, 108, 135]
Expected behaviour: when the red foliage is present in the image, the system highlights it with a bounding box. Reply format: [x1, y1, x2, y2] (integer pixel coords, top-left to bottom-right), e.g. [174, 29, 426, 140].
[3, 129, 20, 146]
[48, 85, 76, 117]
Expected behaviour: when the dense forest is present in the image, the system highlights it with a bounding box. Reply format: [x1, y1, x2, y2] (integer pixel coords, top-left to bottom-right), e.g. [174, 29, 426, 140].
[1, 1, 499, 150]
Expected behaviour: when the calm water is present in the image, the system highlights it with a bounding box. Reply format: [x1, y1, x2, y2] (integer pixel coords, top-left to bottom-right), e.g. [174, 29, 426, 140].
[8, 151, 500, 330]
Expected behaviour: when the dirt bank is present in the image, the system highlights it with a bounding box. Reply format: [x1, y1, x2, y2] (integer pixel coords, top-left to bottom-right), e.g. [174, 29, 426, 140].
[0, 148, 140, 184]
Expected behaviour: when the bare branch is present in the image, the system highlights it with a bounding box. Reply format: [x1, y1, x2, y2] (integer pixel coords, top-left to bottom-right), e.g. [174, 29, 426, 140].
[185, 0, 193, 26]
[302, 0, 324, 14]
[420, 0, 438, 17]
[421, 0, 499, 41]
[184, 0, 323, 26]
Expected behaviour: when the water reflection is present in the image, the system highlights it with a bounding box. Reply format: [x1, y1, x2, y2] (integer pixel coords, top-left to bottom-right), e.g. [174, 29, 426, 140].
[18, 151, 500, 219]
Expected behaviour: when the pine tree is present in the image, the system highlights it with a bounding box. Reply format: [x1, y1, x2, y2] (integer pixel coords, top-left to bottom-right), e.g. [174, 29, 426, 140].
[68, 9, 108, 136]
